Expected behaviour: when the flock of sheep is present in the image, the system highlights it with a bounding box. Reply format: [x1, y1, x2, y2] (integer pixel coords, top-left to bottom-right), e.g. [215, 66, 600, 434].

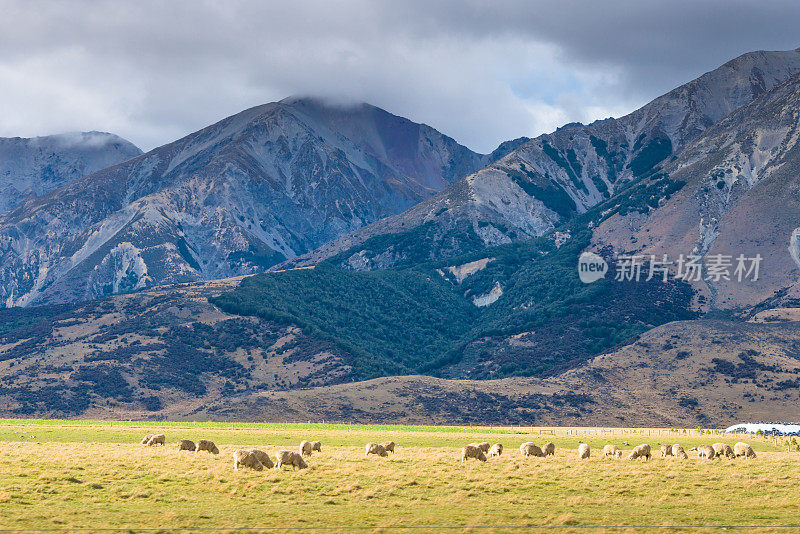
[142, 433, 758, 470]
[460, 440, 757, 461]
[141, 433, 397, 471]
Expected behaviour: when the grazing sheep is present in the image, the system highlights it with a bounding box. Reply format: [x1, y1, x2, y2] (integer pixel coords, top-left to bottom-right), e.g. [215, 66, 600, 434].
[488, 443, 503, 457]
[603, 444, 622, 458]
[177, 439, 196, 451]
[578, 444, 590, 459]
[365, 442, 388, 457]
[520, 442, 545, 458]
[300, 440, 313, 456]
[249, 449, 274, 469]
[381, 441, 395, 454]
[140, 434, 154, 445]
[146, 434, 165, 446]
[310, 441, 322, 453]
[697, 445, 716, 460]
[233, 450, 263, 471]
[672, 444, 688, 459]
[542, 442, 555, 456]
[275, 450, 308, 470]
[734, 442, 756, 459]
[628, 444, 651, 461]
[712, 443, 735, 459]
[660, 444, 674, 457]
[461, 444, 487, 462]
[195, 439, 219, 455]
[468, 442, 491, 453]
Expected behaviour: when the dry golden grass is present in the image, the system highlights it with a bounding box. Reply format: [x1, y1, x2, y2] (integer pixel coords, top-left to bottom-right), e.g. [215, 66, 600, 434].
[0, 421, 798, 532]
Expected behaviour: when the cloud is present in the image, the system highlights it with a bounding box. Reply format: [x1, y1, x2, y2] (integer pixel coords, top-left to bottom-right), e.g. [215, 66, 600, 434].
[0, 0, 798, 153]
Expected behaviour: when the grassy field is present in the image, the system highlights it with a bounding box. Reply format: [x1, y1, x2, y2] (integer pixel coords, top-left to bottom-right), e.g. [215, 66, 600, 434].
[0, 420, 798, 532]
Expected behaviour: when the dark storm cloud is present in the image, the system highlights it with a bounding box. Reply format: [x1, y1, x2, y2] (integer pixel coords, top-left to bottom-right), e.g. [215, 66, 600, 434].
[0, 0, 797, 152]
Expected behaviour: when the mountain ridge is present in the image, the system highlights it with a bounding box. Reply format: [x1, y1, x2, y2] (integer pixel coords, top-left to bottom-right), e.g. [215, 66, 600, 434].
[0, 98, 510, 307]
[276, 48, 800, 271]
[0, 131, 142, 214]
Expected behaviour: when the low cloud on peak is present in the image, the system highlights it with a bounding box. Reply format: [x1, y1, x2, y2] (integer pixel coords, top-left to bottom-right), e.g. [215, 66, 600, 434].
[1, 1, 798, 153]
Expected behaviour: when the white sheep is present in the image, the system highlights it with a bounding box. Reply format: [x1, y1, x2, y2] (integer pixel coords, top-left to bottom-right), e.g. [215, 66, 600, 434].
[146, 434, 165, 446]
[672, 444, 688, 459]
[468, 442, 491, 453]
[628, 444, 651, 461]
[275, 450, 308, 470]
[697, 445, 716, 460]
[233, 450, 263, 471]
[365, 442, 388, 457]
[195, 439, 219, 454]
[712, 443, 735, 459]
[734, 442, 756, 459]
[249, 449, 274, 469]
[578, 443, 590, 459]
[603, 444, 622, 458]
[461, 444, 487, 462]
[177, 439, 195, 451]
[488, 443, 503, 457]
[520, 442, 545, 458]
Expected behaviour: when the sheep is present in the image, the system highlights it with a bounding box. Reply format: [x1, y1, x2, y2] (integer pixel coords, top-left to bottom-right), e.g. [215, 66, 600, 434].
[488, 443, 503, 457]
[310, 441, 322, 453]
[542, 442, 555, 456]
[603, 444, 622, 458]
[233, 450, 263, 471]
[520, 442, 545, 458]
[195, 439, 219, 455]
[146, 434, 165, 446]
[177, 439, 196, 451]
[461, 444, 487, 462]
[140, 434, 154, 445]
[578, 444, 590, 459]
[672, 444, 688, 459]
[300, 440, 313, 456]
[381, 441, 395, 454]
[365, 442, 388, 457]
[712, 443, 735, 459]
[697, 445, 716, 460]
[734, 442, 756, 459]
[469, 442, 491, 453]
[660, 444, 674, 457]
[249, 449, 274, 469]
[275, 450, 308, 470]
[628, 444, 651, 461]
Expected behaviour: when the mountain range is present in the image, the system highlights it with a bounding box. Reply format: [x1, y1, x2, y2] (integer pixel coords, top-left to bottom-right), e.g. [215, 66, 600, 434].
[280, 48, 800, 271]
[1, 48, 800, 424]
[0, 98, 520, 307]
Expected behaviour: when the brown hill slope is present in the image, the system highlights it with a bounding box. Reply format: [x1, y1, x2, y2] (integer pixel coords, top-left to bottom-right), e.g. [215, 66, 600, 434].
[1, 277, 797, 426]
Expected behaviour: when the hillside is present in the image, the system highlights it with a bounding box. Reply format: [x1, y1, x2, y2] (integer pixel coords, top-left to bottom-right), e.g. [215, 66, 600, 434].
[0, 132, 141, 213]
[279, 48, 800, 270]
[0, 273, 797, 426]
[0, 98, 509, 307]
[592, 71, 800, 310]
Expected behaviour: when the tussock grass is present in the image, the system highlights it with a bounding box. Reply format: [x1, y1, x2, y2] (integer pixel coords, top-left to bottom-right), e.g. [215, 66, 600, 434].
[0, 421, 798, 531]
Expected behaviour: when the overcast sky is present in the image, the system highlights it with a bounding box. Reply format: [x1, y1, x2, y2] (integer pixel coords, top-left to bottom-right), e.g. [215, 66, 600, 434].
[1, 1, 799, 153]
